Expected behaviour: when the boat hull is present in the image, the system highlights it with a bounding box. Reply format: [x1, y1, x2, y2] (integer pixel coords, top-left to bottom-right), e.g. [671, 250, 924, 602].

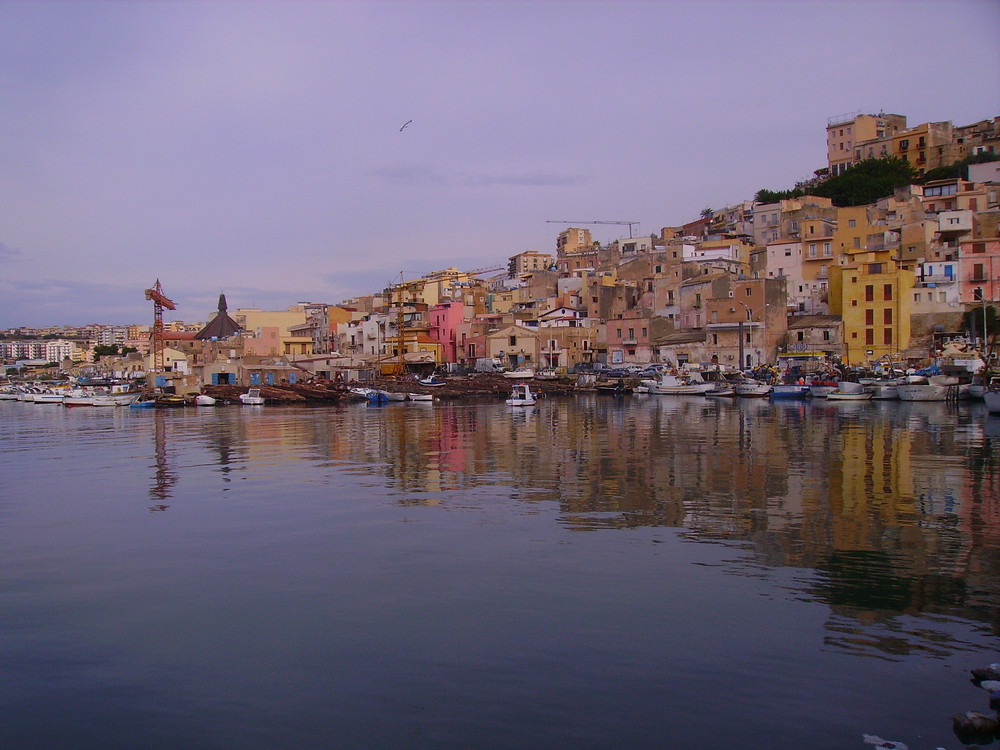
[896, 384, 950, 402]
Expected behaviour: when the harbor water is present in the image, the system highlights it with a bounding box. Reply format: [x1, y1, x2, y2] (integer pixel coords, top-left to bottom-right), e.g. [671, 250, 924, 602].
[2, 396, 999, 749]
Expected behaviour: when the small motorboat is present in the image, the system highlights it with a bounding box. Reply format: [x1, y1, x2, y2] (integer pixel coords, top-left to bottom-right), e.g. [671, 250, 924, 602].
[239, 388, 266, 405]
[417, 376, 446, 386]
[506, 382, 537, 406]
[826, 390, 873, 401]
[502, 368, 535, 379]
[407, 393, 433, 401]
[195, 394, 217, 406]
[769, 384, 811, 399]
[734, 379, 772, 398]
[986, 389, 1000, 415]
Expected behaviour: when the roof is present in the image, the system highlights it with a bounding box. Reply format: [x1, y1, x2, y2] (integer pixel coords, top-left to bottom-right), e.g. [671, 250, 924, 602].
[653, 329, 706, 346]
[195, 294, 242, 340]
[787, 314, 842, 329]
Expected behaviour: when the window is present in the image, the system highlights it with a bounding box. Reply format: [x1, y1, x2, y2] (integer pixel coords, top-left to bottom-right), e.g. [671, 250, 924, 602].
[616, 328, 622, 338]
[509, 336, 517, 346]
[848, 219, 857, 228]
[853, 237, 861, 249]
[628, 328, 634, 339]
[852, 332, 858, 339]
[865, 309, 874, 325]
[865, 285, 874, 302]
[824, 242, 832, 257]
[883, 328, 893, 345]
[641, 327, 647, 337]
[712, 333, 718, 345]
[973, 263, 986, 281]
[883, 284, 893, 301]
[785, 249, 792, 256]
[914, 293, 921, 302]
[884, 309, 892, 324]
[822, 330, 831, 341]
[797, 331, 804, 342]
[745, 288, 752, 297]
[866, 329, 874, 345]
[808, 243, 817, 257]
[851, 299, 858, 307]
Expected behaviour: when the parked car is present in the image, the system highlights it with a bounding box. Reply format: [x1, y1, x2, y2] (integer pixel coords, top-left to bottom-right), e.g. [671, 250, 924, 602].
[604, 368, 631, 378]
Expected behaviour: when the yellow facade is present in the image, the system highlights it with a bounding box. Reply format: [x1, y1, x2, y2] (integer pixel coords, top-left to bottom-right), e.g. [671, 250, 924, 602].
[830, 258, 914, 365]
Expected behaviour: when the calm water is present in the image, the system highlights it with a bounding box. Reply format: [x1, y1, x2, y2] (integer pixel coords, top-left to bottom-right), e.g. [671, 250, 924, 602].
[2, 396, 999, 749]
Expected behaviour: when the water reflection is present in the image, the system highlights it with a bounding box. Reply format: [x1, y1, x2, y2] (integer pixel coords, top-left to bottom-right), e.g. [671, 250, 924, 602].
[141, 398, 1000, 655]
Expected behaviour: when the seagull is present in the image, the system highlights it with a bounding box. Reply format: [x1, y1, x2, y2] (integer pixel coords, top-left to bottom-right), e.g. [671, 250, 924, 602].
[400, 119, 412, 131]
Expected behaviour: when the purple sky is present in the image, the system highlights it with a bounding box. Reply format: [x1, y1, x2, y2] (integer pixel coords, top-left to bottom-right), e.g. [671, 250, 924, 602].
[2, 0, 998, 327]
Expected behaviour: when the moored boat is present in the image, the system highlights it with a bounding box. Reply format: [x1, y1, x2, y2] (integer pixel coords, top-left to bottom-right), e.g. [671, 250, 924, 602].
[826, 390, 873, 401]
[896, 382, 951, 402]
[769, 384, 810, 399]
[646, 373, 714, 395]
[506, 382, 536, 406]
[195, 394, 217, 406]
[502, 368, 535, 379]
[985, 389, 1000, 414]
[734, 379, 772, 398]
[239, 388, 266, 405]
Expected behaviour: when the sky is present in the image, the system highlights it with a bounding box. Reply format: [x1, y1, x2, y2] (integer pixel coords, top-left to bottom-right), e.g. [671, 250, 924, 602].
[2, 0, 999, 328]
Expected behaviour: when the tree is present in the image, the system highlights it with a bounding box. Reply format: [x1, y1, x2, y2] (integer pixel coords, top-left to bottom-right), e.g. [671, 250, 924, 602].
[700, 207, 714, 219]
[91, 344, 120, 361]
[810, 156, 917, 207]
[754, 187, 804, 204]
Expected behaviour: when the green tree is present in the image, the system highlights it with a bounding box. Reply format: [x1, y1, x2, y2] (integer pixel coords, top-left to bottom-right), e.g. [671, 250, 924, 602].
[754, 187, 804, 204]
[811, 156, 917, 207]
[91, 344, 120, 361]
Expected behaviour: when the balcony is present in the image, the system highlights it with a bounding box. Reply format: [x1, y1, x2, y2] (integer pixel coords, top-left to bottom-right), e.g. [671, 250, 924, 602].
[621, 338, 637, 345]
[918, 274, 956, 285]
[970, 274, 990, 283]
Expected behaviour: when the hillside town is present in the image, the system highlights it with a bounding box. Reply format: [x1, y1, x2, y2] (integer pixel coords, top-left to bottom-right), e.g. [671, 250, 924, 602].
[4, 111, 999, 392]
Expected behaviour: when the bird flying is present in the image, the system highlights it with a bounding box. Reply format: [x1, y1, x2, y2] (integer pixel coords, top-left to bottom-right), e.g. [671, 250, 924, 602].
[400, 120, 412, 131]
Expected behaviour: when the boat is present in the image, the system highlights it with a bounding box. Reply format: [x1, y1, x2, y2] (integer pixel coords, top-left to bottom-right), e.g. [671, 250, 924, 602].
[985, 389, 1000, 415]
[868, 381, 899, 400]
[644, 373, 714, 395]
[349, 387, 389, 404]
[385, 392, 409, 402]
[826, 390, 873, 401]
[195, 394, 217, 406]
[506, 382, 536, 406]
[808, 379, 839, 398]
[417, 376, 446, 386]
[407, 393, 433, 401]
[239, 388, 266, 405]
[31, 390, 65, 404]
[93, 391, 141, 407]
[896, 380, 951, 402]
[129, 395, 156, 409]
[534, 368, 559, 381]
[734, 379, 772, 398]
[769, 384, 811, 399]
[596, 379, 630, 395]
[836, 381, 866, 395]
[502, 368, 535, 379]
[704, 384, 736, 397]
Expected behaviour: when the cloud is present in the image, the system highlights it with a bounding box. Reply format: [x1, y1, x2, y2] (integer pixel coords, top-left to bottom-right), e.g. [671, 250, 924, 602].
[0, 241, 21, 260]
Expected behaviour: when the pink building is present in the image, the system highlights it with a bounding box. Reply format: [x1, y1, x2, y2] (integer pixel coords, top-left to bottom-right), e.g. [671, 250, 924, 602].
[960, 238, 1000, 304]
[429, 300, 466, 363]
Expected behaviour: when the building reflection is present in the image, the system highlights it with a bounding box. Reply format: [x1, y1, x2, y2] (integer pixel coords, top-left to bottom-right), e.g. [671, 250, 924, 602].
[173, 397, 1000, 648]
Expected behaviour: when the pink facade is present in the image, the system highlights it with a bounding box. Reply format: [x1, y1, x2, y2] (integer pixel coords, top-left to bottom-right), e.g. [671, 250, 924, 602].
[429, 301, 465, 363]
[960, 239, 1000, 304]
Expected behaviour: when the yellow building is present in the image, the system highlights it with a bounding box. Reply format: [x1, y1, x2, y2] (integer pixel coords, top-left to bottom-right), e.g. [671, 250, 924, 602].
[829, 257, 914, 365]
[827, 112, 907, 176]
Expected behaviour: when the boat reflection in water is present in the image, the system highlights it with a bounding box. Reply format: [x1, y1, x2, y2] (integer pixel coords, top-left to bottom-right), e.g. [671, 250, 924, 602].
[2, 396, 998, 750]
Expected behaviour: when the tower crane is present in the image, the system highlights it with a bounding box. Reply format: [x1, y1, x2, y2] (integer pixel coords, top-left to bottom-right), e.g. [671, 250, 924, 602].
[546, 219, 640, 239]
[144, 279, 176, 387]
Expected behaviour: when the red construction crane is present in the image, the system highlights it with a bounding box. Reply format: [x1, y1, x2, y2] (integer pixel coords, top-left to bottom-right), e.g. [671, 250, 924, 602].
[144, 279, 176, 383]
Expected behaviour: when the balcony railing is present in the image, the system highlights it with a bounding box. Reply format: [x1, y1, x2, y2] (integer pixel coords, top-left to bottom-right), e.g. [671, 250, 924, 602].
[621, 338, 637, 345]
[970, 274, 990, 282]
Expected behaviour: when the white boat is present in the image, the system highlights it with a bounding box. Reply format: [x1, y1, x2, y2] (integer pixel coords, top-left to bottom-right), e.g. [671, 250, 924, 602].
[808, 381, 839, 398]
[385, 392, 409, 402]
[417, 376, 446, 386]
[195, 394, 217, 406]
[646, 373, 714, 395]
[32, 391, 65, 404]
[734, 380, 772, 398]
[985, 390, 1000, 414]
[502, 368, 535, 379]
[239, 388, 266, 405]
[704, 385, 736, 397]
[826, 390, 873, 401]
[868, 382, 899, 400]
[407, 393, 433, 401]
[896, 382, 950, 402]
[534, 368, 559, 381]
[836, 381, 866, 395]
[506, 382, 536, 406]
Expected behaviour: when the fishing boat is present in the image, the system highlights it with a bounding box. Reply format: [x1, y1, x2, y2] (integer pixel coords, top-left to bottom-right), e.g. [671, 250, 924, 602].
[506, 382, 536, 406]
[645, 373, 714, 395]
[769, 384, 811, 399]
[407, 393, 433, 401]
[239, 388, 266, 405]
[985, 389, 1000, 414]
[417, 375, 446, 386]
[808, 379, 839, 398]
[194, 394, 217, 406]
[895, 380, 950, 402]
[826, 390, 873, 401]
[534, 368, 559, 381]
[734, 379, 772, 398]
[502, 368, 535, 379]
[704, 384, 736, 397]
